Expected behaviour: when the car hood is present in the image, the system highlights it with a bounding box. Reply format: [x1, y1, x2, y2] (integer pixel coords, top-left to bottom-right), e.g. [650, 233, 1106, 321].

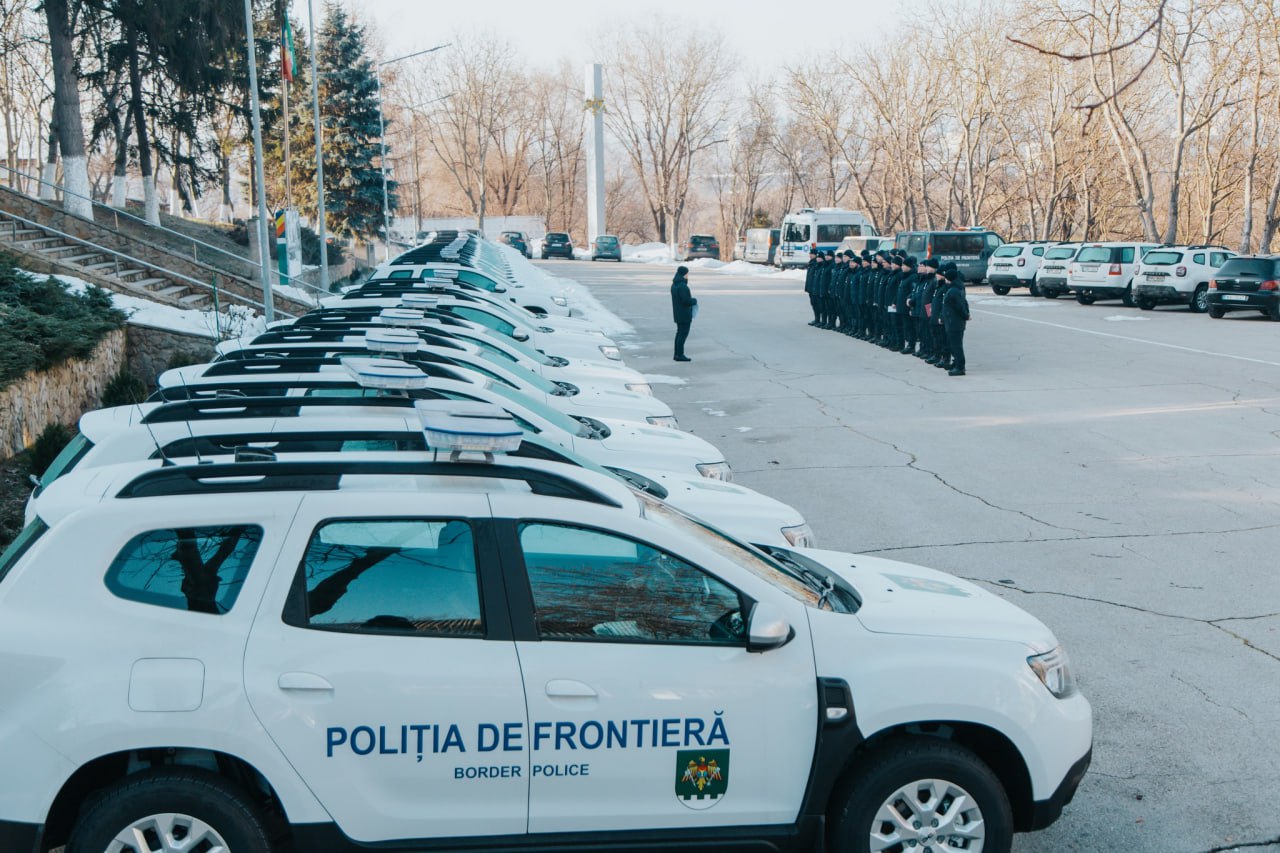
[792, 547, 1057, 651]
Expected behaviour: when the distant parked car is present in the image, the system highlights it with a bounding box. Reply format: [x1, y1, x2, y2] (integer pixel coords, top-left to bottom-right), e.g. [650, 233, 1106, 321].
[986, 241, 1054, 295]
[1207, 255, 1280, 320]
[895, 228, 1003, 283]
[591, 234, 622, 261]
[678, 234, 720, 261]
[744, 228, 780, 265]
[541, 232, 575, 260]
[835, 235, 894, 258]
[1034, 243, 1081, 299]
[1133, 245, 1234, 313]
[1066, 241, 1158, 306]
[498, 231, 533, 258]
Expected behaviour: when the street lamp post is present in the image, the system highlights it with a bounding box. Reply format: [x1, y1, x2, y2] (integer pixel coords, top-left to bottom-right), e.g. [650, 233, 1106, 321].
[307, 0, 329, 291]
[376, 43, 450, 261]
[241, 0, 275, 322]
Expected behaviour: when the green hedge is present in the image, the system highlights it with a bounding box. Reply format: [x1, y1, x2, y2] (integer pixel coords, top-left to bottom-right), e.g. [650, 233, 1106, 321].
[0, 252, 127, 390]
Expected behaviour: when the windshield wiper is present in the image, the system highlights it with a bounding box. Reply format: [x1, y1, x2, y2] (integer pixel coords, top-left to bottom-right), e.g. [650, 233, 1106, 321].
[765, 547, 839, 610]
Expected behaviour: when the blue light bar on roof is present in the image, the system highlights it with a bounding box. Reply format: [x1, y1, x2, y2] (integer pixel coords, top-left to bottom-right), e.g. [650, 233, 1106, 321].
[341, 356, 431, 390]
[414, 399, 523, 454]
[363, 328, 421, 355]
[378, 308, 428, 327]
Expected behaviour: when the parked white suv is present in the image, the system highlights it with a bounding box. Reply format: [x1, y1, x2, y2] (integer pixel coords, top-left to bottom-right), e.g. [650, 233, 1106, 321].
[0, 409, 1091, 853]
[1133, 245, 1235, 313]
[1034, 243, 1082, 299]
[987, 241, 1054, 295]
[1067, 242, 1158, 306]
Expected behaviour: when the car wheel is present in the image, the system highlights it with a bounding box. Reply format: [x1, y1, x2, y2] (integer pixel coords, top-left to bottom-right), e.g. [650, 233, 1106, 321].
[1270, 301, 1280, 322]
[1042, 289, 1059, 299]
[1121, 283, 1135, 308]
[67, 769, 275, 853]
[828, 737, 1013, 853]
[1209, 305, 1226, 319]
[1029, 281, 1041, 297]
[1076, 292, 1096, 305]
[991, 285, 1011, 296]
[1190, 284, 1208, 313]
[1137, 297, 1156, 311]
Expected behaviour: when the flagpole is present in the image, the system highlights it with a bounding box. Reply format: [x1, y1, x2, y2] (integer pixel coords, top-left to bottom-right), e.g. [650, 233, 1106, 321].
[282, 15, 292, 205]
[307, 0, 329, 291]
[242, 0, 275, 323]
[283, 77, 291, 204]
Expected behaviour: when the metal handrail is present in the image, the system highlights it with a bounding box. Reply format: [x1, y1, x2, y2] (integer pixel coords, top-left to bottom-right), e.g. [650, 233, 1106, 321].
[0, 208, 297, 320]
[0, 163, 329, 299]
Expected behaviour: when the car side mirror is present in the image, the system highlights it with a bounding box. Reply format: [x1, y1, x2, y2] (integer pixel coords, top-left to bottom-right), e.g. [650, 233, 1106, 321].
[512, 330, 530, 342]
[746, 602, 794, 653]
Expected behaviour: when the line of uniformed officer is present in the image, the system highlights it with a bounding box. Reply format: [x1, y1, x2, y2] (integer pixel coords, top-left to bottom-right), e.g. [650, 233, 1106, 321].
[803, 249, 971, 376]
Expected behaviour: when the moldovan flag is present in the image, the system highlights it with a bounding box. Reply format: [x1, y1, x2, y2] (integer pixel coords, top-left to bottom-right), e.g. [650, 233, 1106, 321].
[281, 17, 296, 83]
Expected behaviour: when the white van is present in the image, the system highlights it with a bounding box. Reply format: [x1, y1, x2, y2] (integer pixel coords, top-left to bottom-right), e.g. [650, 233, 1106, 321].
[776, 208, 878, 269]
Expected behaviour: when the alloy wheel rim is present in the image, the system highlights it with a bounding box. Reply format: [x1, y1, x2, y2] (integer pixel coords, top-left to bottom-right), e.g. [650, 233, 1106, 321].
[869, 777, 986, 852]
[106, 812, 229, 853]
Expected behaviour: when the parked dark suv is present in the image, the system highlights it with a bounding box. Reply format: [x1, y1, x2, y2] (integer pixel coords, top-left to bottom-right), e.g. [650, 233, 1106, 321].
[499, 231, 532, 258]
[540, 232, 575, 260]
[1208, 255, 1280, 320]
[895, 229, 1003, 282]
[679, 234, 720, 260]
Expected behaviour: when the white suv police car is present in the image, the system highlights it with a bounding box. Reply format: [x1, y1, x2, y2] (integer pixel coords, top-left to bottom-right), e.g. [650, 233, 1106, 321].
[0, 406, 1091, 853]
[1133, 245, 1234, 313]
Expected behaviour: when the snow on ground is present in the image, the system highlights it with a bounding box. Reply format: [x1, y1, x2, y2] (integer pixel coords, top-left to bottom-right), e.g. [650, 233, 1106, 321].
[1104, 315, 1151, 322]
[620, 241, 805, 281]
[48, 271, 266, 340]
[502, 247, 635, 338]
[643, 374, 688, 386]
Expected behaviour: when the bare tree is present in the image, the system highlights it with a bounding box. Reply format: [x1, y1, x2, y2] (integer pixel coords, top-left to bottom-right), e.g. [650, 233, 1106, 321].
[42, 0, 93, 219]
[602, 21, 732, 243]
[710, 83, 775, 255]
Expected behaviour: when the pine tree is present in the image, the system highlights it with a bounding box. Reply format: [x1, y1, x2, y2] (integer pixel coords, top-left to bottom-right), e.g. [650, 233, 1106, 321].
[313, 2, 395, 242]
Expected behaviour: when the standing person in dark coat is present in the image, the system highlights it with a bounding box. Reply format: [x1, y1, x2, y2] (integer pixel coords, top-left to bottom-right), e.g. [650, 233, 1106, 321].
[896, 256, 916, 354]
[860, 252, 876, 339]
[930, 263, 952, 368]
[942, 266, 970, 376]
[915, 257, 940, 360]
[822, 250, 838, 329]
[671, 265, 697, 362]
[803, 253, 820, 326]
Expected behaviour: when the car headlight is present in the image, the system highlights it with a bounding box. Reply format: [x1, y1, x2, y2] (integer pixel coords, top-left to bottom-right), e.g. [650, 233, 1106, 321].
[695, 461, 733, 482]
[626, 382, 654, 396]
[646, 415, 679, 429]
[1028, 646, 1076, 698]
[781, 523, 814, 548]
[599, 345, 622, 361]
[551, 296, 568, 307]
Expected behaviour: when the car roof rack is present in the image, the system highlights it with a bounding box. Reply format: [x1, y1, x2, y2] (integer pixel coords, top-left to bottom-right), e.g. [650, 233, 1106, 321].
[151, 380, 453, 403]
[143, 395, 424, 423]
[195, 357, 468, 382]
[242, 328, 467, 351]
[114, 459, 621, 507]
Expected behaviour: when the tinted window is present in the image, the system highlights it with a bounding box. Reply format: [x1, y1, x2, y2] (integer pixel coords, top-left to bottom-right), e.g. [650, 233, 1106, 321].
[519, 522, 746, 645]
[817, 224, 860, 243]
[387, 270, 416, 280]
[1142, 251, 1183, 265]
[546, 233, 568, 241]
[0, 518, 49, 584]
[294, 519, 482, 636]
[689, 236, 716, 247]
[1209, 253, 1229, 266]
[1033, 247, 1044, 256]
[449, 307, 515, 335]
[907, 235, 927, 254]
[106, 525, 262, 614]
[1044, 246, 1078, 260]
[36, 433, 93, 491]
[933, 234, 985, 255]
[1217, 258, 1280, 277]
[783, 223, 810, 243]
[1192, 253, 1205, 265]
[1120, 247, 1135, 263]
[1076, 246, 1114, 263]
[596, 236, 618, 246]
[992, 245, 1023, 258]
[985, 234, 1002, 249]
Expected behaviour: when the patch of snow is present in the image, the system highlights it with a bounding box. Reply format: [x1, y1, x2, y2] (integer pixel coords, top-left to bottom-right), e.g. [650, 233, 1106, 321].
[622, 242, 673, 263]
[644, 374, 687, 385]
[1103, 315, 1151, 322]
[505, 251, 635, 337]
[734, 426, 753, 433]
[701, 407, 727, 417]
[49, 271, 265, 340]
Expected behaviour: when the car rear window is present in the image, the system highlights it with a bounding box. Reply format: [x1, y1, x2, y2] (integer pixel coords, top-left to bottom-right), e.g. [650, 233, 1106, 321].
[1076, 246, 1119, 263]
[933, 234, 986, 255]
[992, 245, 1023, 258]
[1142, 251, 1183, 265]
[1216, 258, 1280, 278]
[546, 233, 568, 241]
[1044, 247, 1078, 260]
[0, 518, 49, 584]
[106, 525, 263, 614]
[596, 236, 618, 245]
[690, 236, 716, 246]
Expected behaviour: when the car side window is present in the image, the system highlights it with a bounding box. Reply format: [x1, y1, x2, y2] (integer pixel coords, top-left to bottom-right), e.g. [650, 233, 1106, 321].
[1210, 253, 1227, 266]
[106, 525, 263, 614]
[289, 519, 483, 637]
[1193, 253, 1206, 265]
[1033, 247, 1044, 256]
[1120, 247, 1135, 263]
[518, 522, 746, 646]
[452, 307, 515, 336]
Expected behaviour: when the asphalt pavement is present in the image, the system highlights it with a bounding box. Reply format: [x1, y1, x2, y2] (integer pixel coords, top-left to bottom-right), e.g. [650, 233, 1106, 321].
[540, 257, 1280, 853]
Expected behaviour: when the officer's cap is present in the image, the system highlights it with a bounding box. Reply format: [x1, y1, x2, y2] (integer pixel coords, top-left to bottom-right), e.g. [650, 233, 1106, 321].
[944, 266, 962, 282]
[904, 255, 918, 267]
[920, 257, 940, 270]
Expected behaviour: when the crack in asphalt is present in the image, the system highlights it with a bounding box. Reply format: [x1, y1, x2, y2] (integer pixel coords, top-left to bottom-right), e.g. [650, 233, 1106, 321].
[1170, 672, 1251, 721]
[1201, 837, 1280, 852]
[966, 576, 1280, 666]
[860, 522, 1280, 555]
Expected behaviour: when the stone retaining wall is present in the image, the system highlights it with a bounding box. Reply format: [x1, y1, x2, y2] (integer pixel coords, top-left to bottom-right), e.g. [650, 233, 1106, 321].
[126, 323, 216, 387]
[0, 328, 125, 460]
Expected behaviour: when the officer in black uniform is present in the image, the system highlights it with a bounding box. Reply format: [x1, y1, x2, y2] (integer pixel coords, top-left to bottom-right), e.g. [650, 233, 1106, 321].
[804, 252, 820, 326]
[914, 257, 939, 361]
[942, 265, 971, 376]
[847, 253, 864, 337]
[882, 253, 904, 350]
[931, 262, 953, 369]
[830, 251, 847, 332]
[896, 255, 916, 354]
[819, 251, 836, 328]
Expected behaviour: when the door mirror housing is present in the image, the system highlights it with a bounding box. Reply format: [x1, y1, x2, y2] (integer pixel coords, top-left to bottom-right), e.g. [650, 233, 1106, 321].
[746, 602, 794, 653]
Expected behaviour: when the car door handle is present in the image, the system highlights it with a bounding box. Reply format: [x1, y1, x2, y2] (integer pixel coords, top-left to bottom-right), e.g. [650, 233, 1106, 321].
[278, 672, 334, 692]
[545, 679, 597, 699]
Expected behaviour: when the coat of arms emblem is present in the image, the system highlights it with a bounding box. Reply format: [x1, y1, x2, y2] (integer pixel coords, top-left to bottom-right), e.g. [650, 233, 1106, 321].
[675, 749, 729, 810]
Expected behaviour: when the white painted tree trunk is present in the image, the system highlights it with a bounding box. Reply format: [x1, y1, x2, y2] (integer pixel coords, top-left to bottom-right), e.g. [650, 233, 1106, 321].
[111, 178, 127, 209]
[143, 175, 160, 225]
[39, 160, 57, 200]
[62, 155, 93, 220]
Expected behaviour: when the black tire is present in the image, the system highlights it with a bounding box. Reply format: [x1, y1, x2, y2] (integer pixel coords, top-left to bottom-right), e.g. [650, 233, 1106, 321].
[1270, 302, 1280, 322]
[1209, 305, 1226, 319]
[991, 285, 1011, 296]
[1190, 284, 1209, 314]
[829, 737, 1013, 853]
[1121, 283, 1135, 308]
[68, 769, 275, 853]
[1029, 281, 1041, 297]
[1137, 297, 1156, 311]
[1076, 292, 1096, 305]
[1042, 288, 1059, 299]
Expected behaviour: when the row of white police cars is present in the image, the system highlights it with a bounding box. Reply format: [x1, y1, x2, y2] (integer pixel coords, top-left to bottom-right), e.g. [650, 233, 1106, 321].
[0, 231, 1091, 853]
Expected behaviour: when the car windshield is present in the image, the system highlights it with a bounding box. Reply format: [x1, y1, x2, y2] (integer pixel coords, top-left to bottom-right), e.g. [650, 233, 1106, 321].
[1142, 251, 1183, 265]
[1076, 246, 1116, 263]
[484, 382, 590, 438]
[1216, 258, 1278, 278]
[478, 351, 557, 393]
[1044, 246, 1078, 260]
[992, 245, 1023, 258]
[37, 433, 94, 490]
[637, 494, 850, 610]
[783, 223, 810, 243]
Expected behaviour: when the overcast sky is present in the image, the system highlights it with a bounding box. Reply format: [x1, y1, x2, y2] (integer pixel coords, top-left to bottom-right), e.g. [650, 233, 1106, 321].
[353, 0, 905, 77]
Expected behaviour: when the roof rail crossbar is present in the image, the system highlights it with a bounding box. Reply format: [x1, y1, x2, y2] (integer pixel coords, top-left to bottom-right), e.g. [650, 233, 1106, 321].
[115, 460, 622, 507]
[197, 357, 465, 381]
[142, 395, 419, 423]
